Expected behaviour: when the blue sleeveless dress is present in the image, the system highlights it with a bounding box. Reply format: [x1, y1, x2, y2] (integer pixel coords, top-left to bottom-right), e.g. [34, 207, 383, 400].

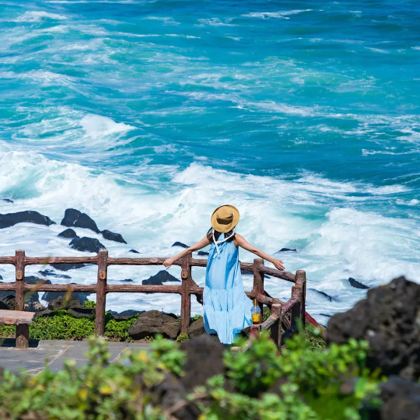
[203, 233, 253, 344]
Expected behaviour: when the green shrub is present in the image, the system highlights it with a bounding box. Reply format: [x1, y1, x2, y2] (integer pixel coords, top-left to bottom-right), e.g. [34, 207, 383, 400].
[0, 329, 382, 420]
[194, 330, 382, 420]
[0, 335, 184, 419]
[0, 310, 138, 341]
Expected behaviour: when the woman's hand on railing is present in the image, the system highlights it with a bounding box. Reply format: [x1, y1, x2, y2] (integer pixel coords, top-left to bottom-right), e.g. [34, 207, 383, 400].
[272, 258, 285, 271]
[163, 257, 175, 268]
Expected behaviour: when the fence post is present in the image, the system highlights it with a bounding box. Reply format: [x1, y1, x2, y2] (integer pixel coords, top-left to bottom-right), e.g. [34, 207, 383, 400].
[180, 254, 192, 335]
[95, 249, 108, 336]
[295, 270, 306, 328]
[253, 258, 264, 313]
[291, 284, 302, 334]
[270, 303, 283, 348]
[15, 250, 25, 311]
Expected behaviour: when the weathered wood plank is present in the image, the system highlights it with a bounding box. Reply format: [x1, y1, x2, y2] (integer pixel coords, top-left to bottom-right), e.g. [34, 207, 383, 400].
[0, 310, 35, 325]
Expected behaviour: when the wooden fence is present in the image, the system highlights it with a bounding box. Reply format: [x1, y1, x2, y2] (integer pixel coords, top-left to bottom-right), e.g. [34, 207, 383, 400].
[0, 249, 306, 347]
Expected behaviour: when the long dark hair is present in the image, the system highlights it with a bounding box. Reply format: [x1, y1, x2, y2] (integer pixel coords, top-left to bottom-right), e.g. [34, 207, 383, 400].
[206, 227, 236, 243]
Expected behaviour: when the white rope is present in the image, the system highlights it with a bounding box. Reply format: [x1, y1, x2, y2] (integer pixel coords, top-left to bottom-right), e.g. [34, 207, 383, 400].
[212, 228, 235, 256]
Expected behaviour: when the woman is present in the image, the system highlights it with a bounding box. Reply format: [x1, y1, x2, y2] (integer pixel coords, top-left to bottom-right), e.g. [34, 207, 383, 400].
[163, 204, 285, 344]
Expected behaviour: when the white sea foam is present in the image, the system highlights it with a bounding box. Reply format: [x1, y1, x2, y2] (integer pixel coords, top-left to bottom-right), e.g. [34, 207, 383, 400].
[242, 9, 313, 20]
[14, 108, 135, 154]
[15, 11, 67, 22]
[0, 151, 418, 318]
[80, 114, 134, 139]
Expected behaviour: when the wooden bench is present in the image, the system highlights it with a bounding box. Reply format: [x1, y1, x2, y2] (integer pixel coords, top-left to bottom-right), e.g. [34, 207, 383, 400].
[0, 310, 35, 348]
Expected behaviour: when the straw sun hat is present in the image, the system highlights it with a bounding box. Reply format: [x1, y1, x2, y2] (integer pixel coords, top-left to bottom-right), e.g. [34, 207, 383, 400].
[210, 204, 240, 233]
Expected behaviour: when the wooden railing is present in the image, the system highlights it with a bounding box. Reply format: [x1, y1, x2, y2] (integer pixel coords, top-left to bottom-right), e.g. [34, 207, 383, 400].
[0, 249, 306, 347]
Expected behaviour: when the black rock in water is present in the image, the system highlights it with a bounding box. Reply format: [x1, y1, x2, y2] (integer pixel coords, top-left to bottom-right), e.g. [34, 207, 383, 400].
[58, 228, 78, 239]
[172, 241, 189, 248]
[101, 229, 127, 244]
[38, 269, 71, 279]
[142, 270, 180, 285]
[348, 277, 369, 289]
[69, 237, 106, 253]
[2, 198, 13, 203]
[197, 251, 209, 256]
[309, 288, 336, 302]
[277, 248, 297, 252]
[129, 249, 140, 254]
[0, 211, 55, 229]
[327, 276, 420, 380]
[61, 208, 100, 233]
[128, 310, 180, 339]
[50, 263, 86, 271]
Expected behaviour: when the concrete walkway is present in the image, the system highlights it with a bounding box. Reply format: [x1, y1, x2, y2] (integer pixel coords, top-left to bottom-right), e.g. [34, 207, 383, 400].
[0, 339, 149, 374]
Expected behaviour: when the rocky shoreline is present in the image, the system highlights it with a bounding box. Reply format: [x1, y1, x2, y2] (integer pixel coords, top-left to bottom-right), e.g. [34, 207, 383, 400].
[1, 206, 371, 319]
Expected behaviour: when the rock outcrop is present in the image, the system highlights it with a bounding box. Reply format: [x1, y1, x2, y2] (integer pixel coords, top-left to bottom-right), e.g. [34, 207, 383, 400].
[69, 237, 106, 253]
[61, 208, 100, 233]
[327, 276, 420, 380]
[379, 376, 420, 420]
[128, 310, 180, 339]
[43, 289, 91, 310]
[0, 211, 55, 229]
[58, 228, 78, 239]
[101, 229, 127, 244]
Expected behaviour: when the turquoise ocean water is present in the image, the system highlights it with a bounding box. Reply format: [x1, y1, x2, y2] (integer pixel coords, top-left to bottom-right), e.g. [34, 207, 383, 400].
[0, 1, 419, 321]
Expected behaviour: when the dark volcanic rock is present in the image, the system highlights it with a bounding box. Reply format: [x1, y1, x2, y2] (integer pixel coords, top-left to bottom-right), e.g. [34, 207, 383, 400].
[188, 317, 205, 338]
[142, 270, 180, 285]
[180, 334, 224, 391]
[129, 249, 140, 254]
[277, 248, 297, 252]
[309, 288, 336, 302]
[0, 211, 55, 229]
[128, 310, 180, 339]
[68, 307, 95, 319]
[380, 376, 420, 420]
[38, 269, 71, 279]
[108, 310, 142, 320]
[50, 263, 86, 271]
[58, 228, 78, 239]
[69, 236, 106, 253]
[197, 250, 209, 256]
[0, 276, 51, 310]
[2, 198, 13, 203]
[327, 276, 420, 380]
[171, 241, 189, 248]
[101, 229, 127, 244]
[151, 373, 198, 420]
[61, 208, 100, 233]
[348, 277, 369, 289]
[43, 289, 91, 310]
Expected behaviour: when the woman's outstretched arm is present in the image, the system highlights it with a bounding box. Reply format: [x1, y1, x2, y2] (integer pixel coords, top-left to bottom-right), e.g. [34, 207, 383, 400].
[163, 235, 211, 268]
[235, 233, 285, 270]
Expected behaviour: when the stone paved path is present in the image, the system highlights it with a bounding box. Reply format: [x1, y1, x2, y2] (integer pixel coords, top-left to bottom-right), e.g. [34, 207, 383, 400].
[0, 339, 149, 374]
